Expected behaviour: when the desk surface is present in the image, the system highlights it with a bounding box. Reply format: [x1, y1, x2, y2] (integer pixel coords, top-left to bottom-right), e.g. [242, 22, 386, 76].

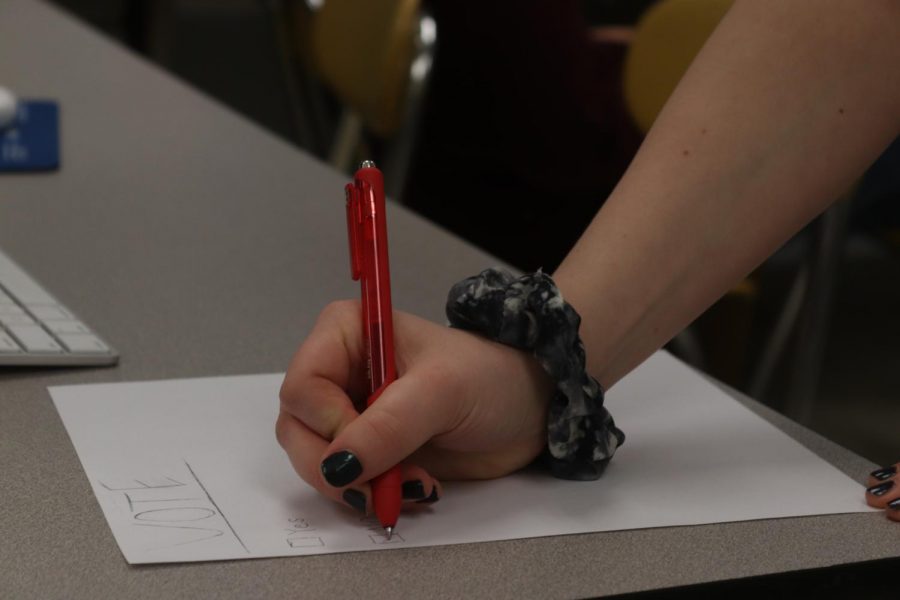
[1, 1, 898, 598]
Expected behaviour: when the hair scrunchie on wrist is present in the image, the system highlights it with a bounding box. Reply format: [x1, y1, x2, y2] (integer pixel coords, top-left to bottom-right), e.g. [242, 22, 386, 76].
[445, 267, 625, 480]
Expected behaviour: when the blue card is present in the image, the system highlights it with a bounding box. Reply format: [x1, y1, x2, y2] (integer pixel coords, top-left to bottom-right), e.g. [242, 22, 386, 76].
[0, 100, 60, 172]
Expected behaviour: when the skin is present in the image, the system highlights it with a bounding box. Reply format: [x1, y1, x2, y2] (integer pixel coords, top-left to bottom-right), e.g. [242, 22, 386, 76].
[866, 463, 900, 520]
[277, 302, 553, 510]
[277, 0, 900, 522]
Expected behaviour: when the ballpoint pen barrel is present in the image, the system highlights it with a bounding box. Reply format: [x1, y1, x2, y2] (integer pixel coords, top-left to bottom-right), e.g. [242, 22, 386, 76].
[366, 385, 402, 529]
[358, 171, 397, 392]
[353, 163, 402, 532]
[373, 465, 403, 529]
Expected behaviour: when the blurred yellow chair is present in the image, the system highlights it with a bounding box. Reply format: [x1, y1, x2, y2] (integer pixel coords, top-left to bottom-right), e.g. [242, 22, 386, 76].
[623, 0, 732, 133]
[291, 0, 436, 201]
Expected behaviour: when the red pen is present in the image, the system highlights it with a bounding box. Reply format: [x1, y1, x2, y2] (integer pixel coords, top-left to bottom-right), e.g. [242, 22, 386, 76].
[345, 160, 402, 538]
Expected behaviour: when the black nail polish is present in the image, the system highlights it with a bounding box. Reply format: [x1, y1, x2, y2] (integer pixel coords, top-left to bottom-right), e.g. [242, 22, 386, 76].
[867, 480, 894, 497]
[416, 487, 440, 504]
[870, 465, 897, 481]
[888, 498, 900, 510]
[342, 489, 367, 514]
[321, 450, 362, 487]
[402, 480, 426, 500]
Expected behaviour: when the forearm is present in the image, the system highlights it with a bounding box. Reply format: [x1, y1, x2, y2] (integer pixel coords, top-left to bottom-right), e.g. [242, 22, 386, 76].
[554, 0, 900, 387]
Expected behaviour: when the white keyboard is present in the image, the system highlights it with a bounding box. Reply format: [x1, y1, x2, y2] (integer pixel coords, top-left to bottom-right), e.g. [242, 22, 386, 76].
[0, 247, 118, 366]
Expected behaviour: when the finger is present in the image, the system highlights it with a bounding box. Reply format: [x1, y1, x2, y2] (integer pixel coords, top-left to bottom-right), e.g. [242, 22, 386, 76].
[281, 375, 360, 442]
[319, 371, 460, 488]
[866, 463, 898, 487]
[865, 477, 899, 510]
[275, 410, 371, 515]
[280, 301, 367, 439]
[887, 497, 900, 522]
[400, 464, 442, 505]
[276, 410, 442, 509]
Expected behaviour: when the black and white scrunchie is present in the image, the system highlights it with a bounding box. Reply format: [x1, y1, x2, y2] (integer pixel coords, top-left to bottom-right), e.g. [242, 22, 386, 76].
[446, 267, 625, 480]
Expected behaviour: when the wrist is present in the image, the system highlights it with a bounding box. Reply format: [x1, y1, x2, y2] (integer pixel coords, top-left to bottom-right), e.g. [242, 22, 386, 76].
[446, 267, 625, 479]
[552, 187, 710, 386]
[553, 253, 666, 388]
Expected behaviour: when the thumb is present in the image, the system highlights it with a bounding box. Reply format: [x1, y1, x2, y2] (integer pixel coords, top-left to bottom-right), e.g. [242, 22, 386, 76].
[318, 372, 458, 488]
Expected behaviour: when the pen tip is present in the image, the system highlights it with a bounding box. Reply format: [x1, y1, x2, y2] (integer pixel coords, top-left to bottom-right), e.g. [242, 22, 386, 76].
[384, 526, 393, 540]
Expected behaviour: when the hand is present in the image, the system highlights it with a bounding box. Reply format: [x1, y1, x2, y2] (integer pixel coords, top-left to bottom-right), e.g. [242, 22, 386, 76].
[865, 463, 900, 522]
[276, 300, 553, 515]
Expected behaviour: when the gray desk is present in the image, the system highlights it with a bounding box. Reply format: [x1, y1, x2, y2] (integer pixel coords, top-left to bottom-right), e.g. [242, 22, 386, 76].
[1, 1, 898, 598]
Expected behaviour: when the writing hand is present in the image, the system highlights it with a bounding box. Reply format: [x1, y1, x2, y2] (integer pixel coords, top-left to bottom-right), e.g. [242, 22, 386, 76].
[276, 300, 552, 515]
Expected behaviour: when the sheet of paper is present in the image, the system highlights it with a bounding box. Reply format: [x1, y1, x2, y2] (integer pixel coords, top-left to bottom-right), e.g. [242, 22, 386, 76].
[49, 352, 874, 564]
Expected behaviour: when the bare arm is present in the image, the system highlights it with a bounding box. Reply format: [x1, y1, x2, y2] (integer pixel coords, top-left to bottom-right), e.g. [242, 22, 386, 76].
[555, 0, 900, 388]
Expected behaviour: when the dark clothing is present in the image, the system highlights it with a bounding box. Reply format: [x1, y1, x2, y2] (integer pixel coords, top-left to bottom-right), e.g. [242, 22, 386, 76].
[406, 1, 641, 271]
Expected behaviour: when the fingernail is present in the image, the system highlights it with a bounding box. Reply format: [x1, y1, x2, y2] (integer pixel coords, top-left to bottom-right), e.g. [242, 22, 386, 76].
[870, 465, 897, 481]
[416, 487, 440, 504]
[866, 480, 894, 497]
[888, 498, 900, 510]
[321, 450, 362, 487]
[342, 489, 367, 514]
[402, 480, 426, 500]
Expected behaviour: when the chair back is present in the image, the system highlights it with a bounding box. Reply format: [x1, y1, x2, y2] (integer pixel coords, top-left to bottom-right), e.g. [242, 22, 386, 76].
[310, 0, 421, 137]
[623, 0, 732, 133]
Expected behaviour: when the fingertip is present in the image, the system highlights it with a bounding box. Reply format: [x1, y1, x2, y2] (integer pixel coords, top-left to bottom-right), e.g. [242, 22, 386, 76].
[400, 480, 442, 504]
[400, 465, 442, 504]
[865, 479, 897, 509]
[867, 464, 898, 487]
[401, 479, 427, 501]
[415, 485, 441, 505]
[321, 449, 363, 488]
[886, 498, 900, 522]
[342, 488, 369, 515]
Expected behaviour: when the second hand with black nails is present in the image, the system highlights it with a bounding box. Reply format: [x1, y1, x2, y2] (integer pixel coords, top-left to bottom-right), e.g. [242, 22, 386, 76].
[343, 160, 402, 538]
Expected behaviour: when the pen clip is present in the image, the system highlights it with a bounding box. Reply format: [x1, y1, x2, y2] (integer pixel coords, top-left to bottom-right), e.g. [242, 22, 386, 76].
[345, 183, 362, 281]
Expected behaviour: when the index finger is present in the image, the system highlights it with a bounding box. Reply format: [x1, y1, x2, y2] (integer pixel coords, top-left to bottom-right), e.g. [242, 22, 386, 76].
[280, 300, 368, 440]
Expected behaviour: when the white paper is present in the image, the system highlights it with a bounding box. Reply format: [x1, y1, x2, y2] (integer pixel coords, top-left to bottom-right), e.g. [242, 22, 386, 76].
[49, 352, 874, 564]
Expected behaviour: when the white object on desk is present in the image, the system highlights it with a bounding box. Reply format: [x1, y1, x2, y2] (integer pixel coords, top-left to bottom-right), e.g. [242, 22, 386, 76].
[0, 86, 17, 129]
[49, 352, 874, 565]
[0, 246, 118, 365]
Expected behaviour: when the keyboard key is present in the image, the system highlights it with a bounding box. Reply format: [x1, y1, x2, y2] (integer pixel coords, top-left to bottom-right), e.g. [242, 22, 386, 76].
[1, 313, 36, 326]
[0, 248, 118, 366]
[44, 320, 90, 335]
[57, 333, 109, 354]
[27, 305, 72, 320]
[0, 332, 21, 353]
[0, 252, 56, 305]
[8, 325, 63, 353]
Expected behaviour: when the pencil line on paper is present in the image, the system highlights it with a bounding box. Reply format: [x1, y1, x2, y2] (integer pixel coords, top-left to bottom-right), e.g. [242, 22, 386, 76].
[184, 460, 250, 554]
